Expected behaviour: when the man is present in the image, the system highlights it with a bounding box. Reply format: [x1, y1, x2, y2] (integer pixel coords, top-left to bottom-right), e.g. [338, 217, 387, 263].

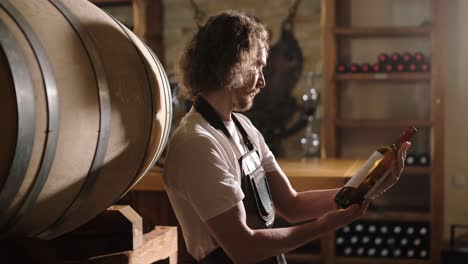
[163, 11, 410, 264]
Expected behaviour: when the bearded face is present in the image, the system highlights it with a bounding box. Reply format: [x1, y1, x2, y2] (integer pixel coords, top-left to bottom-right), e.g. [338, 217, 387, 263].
[232, 49, 267, 112]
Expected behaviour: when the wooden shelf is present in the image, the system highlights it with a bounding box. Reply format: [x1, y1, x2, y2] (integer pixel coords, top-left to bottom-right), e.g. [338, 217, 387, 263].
[336, 257, 430, 264]
[322, 1, 445, 263]
[336, 119, 432, 128]
[335, 26, 432, 37]
[362, 210, 431, 222]
[336, 73, 431, 81]
[405, 166, 431, 175]
[285, 253, 321, 263]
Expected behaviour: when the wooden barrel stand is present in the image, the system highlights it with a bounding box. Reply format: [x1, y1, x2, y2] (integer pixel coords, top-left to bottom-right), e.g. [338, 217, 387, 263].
[0, 205, 177, 264]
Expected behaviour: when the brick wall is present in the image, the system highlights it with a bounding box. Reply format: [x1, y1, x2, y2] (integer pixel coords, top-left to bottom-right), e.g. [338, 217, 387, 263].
[163, 0, 322, 77]
[164, 0, 323, 157]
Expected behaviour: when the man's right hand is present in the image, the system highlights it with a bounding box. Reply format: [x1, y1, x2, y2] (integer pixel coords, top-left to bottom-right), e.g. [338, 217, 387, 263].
[318, 200, 370, 232]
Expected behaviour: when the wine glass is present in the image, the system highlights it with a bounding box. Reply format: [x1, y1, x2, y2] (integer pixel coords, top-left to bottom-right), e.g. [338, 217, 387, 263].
[300, 71, 321, 157]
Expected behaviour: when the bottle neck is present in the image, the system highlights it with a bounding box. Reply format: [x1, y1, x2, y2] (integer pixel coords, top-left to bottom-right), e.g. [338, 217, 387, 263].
[393, 126, 418, 150]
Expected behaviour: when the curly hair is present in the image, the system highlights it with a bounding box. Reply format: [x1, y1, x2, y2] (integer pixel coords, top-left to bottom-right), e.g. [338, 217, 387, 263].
[178, 10, 269, 100]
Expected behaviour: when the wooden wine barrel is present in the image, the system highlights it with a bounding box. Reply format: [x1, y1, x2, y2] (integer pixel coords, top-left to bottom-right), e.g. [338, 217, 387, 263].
[0, 0, 172, 239]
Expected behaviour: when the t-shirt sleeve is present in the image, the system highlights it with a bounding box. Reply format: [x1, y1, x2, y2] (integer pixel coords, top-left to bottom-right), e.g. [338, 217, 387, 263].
[169, 135, 244, 221]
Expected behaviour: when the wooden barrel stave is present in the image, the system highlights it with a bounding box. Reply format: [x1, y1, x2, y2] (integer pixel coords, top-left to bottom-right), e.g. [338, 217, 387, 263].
[0, 4, 51, 230]
[0, 0, 171, 240]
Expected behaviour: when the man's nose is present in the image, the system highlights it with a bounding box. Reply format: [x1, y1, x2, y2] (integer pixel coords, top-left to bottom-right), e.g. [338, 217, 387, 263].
[257, 72, 266, 88]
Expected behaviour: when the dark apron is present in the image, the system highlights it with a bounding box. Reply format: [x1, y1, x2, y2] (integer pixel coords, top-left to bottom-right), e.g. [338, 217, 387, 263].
[193, 97, 287, 264]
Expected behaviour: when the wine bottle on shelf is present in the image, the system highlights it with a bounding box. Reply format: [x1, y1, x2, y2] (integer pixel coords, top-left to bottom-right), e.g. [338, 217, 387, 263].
[372, 63, 382, 73]
[378, 53, 389, 64]
[336, 63, 348, 73]
[402, 52, 413, 63]
[361, 63, 371, 72]
[367, 248, 377, 257]
[417, 153, 430, 166]
[390, 52, 401, 64]
[336, 236, 345, 245]
[419, 249, 428, 258]
[380, 248, 390, 257]
[400, 237, 409, 246]
[349, 63, 361, 73]
[344, 246, 353, 256]
[394, 225, 402, 234]
[396, 63, 406, 72]
[384, 64, 394, 72]
[356, 247, 365, 256]
[334, 126, 418, 209]
[405, 153, 417, 166]
[414, 52, 425, 63]
[408, 63, 418, 72]
[419, 62, 431, 72]
[386, 237, 396, 246]
[419, 226, 429, 235]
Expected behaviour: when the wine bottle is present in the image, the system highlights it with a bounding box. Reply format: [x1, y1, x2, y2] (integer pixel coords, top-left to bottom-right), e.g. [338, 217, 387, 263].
[336, 63, 348, 73]
[367, 248, 377, 257]
[336, 236, 345, 245]
[394, 225, 402, 234]
[419, 249, 428, 258]
[378, 53, 389, 64]
[334, 126, 418, 208]
[419, 62, 430, 72]
[417, 154, 430, 166]
[361, 63, 371, 72]
[349, 63, 361, 73]
[390, 52, 401, 64]
[402, 52, 413, 63]
[414, 52, 425, 63]
[396, 63, 406, 72]
[384, 64, 394, 72]
[380, 248, 390, 257]
[344, 246, 352, 256]
[374, 237, 383, 245]
[372, 63, 382, 73]
[356, 247, 365, 256]
[406, 226, 415, 235]
[408, 63, 418, 72]
[419, 226, 428, 235]
[405, 153, 417, 166]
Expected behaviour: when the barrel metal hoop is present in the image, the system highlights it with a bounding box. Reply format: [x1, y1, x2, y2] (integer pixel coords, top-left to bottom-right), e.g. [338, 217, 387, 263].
[144, 45, 172, 169]
[0, 18, 35, 226]
[36, 0, 112, 239]
[0, 0, 60, 236]
[107, 16, 158, 192]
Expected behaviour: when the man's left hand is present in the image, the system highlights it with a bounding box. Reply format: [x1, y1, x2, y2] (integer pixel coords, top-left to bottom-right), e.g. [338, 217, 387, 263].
[367, 141, 412, 200]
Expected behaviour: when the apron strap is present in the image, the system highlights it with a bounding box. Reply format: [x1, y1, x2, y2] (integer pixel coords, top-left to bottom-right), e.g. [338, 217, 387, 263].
[193, 96, 254, 151]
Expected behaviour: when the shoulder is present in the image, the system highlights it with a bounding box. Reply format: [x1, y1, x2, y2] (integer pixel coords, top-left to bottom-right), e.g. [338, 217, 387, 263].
[169, 120, 218, 154]
[167, 109, 232, 158]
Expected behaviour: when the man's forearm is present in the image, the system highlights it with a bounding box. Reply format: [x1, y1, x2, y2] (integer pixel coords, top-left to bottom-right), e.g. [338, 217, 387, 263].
[207, 200, 367, 264]
[229, 217, 330, 263]
[277, 188, 340, 224]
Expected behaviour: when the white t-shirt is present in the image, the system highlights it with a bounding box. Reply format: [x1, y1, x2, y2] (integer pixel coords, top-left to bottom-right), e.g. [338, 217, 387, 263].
[162, 107, 280, 260]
